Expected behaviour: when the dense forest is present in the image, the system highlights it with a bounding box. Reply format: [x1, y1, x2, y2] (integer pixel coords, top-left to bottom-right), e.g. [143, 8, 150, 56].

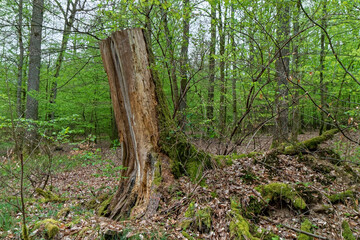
[1, 0, 360, 239]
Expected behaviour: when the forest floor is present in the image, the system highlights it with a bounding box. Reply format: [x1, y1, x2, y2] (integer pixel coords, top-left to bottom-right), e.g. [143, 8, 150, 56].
[1, 131, 360, 239]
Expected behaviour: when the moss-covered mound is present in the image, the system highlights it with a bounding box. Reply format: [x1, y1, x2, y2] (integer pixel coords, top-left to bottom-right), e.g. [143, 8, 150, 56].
[255, 182, 306, 210]
[229, 200, 260, 240]
[327, 190, 355, 204]
[33, 219, 60, 239]
[35, 188, 68, 203]
[283, 129, 339, 155]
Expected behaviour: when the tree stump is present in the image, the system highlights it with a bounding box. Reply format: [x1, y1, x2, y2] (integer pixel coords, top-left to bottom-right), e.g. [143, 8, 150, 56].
[100, 28, 210, 220]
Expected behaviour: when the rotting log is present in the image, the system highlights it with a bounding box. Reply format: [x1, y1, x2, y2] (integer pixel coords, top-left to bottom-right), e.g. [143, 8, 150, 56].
[283, 129, 339, 155]
[100, 28, 210, 221]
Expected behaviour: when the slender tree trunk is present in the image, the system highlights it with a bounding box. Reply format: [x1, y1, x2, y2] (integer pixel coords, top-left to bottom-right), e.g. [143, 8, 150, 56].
[291, 1, 301, 141]
[230, 4, 238, 127]
[26, 0, 44, 146]
[207, 3, 216, 132]
[272, 3, 290, 147]
[219, 2, 227, 133]
[319, 0, 328, 135]
[100, 29, 210, 220]
[49, 0, 79, 120]
[160, 3, 179, 111]
[16, 0, 24, 118]
[179, 0, 190, 130]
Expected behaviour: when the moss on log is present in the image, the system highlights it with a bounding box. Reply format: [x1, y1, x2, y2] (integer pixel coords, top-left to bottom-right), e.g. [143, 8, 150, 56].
[255, 182, 307, 210]
[283, 129, 339, 155]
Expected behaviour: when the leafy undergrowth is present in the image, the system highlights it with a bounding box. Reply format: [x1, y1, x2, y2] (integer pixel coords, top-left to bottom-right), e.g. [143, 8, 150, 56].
[1, 138, 360, 239]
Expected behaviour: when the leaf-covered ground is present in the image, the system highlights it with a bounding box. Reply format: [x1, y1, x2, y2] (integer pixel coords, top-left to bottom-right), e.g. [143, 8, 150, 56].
[2, 132, 360, 239]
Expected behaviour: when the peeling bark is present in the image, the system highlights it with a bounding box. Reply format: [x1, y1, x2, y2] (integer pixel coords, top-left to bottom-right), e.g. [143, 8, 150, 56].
[100, 29, 160, 219]
[100, 29, 211, 220]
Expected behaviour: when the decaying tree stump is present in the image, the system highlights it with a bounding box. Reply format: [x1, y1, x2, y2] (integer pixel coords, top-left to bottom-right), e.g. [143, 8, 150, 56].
[100, 28, 210, 220]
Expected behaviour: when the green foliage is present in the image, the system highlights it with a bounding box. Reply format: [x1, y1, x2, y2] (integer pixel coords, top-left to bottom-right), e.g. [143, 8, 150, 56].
[342, 220, 356, 240]
[0, 200, 18, 233]
[229, 199, 260, 240]
[297, 219, 313, 240]
[182, 202, 212, 233]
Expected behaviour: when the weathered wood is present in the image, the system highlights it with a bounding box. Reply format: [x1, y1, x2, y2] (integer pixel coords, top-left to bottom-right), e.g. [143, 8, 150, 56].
[100, 28, 211, 220]
[100, 29, 160, 219]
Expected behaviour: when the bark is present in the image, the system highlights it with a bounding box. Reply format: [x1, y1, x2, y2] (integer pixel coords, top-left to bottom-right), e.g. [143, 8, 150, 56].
[179, 0, 190, 130]
[16, 0, 24, 118]
[26, 0, 44, 145]
[100, 29, 210, 220]
[291, 1, 301, 141]
[160, 4, 179, 111]
[230, 3, 238, 126]
[49, 0, 80, 120]
[272, 3, 290, 147]
[207, 3, 216, 131]
[219, 2, 227, 133]
[319, 0, 328, 135]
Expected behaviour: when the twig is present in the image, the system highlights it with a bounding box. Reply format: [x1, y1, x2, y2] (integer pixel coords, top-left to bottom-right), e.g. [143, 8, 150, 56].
[260, 216, 328, 240]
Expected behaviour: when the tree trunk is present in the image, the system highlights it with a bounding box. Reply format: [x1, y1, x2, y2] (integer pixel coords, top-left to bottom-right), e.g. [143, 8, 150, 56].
[179, 0, 190, 130]
[100, 29, 210, 220]
[291, 1, 301, 142]
[319, 0, 328, 135]
[272, 3, 290, 147]
[26, 0, 44, 146]
[49, 0, 79, 120]
[230, 3, 238, 127]
[219, 2, 227, 134]
[207, 3, 216, 133]
[160, 4, 179, 112]
[16, 0, 24, 118]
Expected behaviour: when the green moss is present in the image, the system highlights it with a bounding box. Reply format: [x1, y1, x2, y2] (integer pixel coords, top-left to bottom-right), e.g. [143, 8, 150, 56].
[327, 190, 354, 204]
[342, 220, 356, 240]
[153, 158, 162, 186]
[22, 224, 29, 240]
[34, 219, 60, 239]
[182, 231, 195, 240]
[86, 192, 112, 211]
[297, 219, 313, 240]
[181, 202, 212, 233]
[56, 207, 71, 219]
[241, 196, 263, 219]
[241, 169, 259, 183]
[255, 182, 306, 210]
[185, 202, 195, 218]
[284, 129, 339, 155]
[35, 188, 68, 203]
[97, 195, 113, 216]
[229, 200, 260, 240]
[195, 207, 212, 232]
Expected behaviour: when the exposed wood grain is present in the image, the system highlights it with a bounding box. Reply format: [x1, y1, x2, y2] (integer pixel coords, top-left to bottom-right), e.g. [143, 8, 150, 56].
[100, 28, 160, 219]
